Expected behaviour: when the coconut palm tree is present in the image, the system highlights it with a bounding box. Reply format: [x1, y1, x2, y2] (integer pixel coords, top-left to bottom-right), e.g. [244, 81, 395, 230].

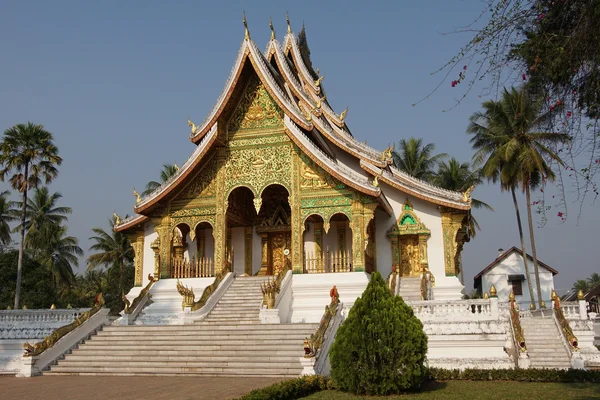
[392, 138, 447, 182]
[432, 158, 493, 239]
[0, 122, 62, 308]
[572, 279, 591, 293]
[468, 87, 569, 309]
[0, 190, 18, 248]
[588, 273, 600, 290]
[143, 163, 179, 196]
[87, 216, 134, 293]
[35, 224, 83, 287]
[17, 187, 72, 253]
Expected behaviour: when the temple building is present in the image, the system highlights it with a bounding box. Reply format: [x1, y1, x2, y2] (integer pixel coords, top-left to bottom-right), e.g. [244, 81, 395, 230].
[114, 17, 473, 303]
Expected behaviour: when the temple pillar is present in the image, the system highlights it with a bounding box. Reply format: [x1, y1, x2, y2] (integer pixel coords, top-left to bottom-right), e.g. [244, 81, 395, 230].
[244, 227, 253, 276]
[291, 150, 303, 273]
[127, 230, 144, 287]
[214, 150, 228, 274]
[260, 233, 268, 273]
[150, 237, 160, 279]
[437, 208, 468, 300]
[351, 199, 376, 273]
[152, 218, 171, 279]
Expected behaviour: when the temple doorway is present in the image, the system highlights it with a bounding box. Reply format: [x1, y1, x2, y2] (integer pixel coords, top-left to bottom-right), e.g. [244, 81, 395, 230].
[255, 184, 291, 276]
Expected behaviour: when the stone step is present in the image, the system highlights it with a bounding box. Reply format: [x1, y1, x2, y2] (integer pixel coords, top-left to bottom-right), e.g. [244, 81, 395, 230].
[46, 366, 301, 376]
[55, 360, 300, 368]
[102, 324, 317, 332]
[72, 349, 302, 357]
[65, 354, 300, 362]
[81, 338, 300, 346]
[97, 329, 308, 337]
[91, 334, 308, 341]
[77, 344, 302, 351]
[204, 317, 260, 322]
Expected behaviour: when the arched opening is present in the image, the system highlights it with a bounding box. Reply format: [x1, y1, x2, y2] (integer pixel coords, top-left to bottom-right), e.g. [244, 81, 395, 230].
[226, 186, 257, 276]
[322, 213, 353, 273]
[303, 214, 325, 273]
[255, 184, 291, 276]
[365, 218, 376, 273]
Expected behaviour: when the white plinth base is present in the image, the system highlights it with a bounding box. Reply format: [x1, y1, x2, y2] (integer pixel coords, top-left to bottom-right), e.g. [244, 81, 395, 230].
[433, 278, 465, 301]
[259, 308, 280, 324]
[299, 356, 316, 376]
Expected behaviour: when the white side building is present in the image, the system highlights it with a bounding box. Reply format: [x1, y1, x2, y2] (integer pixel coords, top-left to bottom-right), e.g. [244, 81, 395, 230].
[474, 247, 558, 307]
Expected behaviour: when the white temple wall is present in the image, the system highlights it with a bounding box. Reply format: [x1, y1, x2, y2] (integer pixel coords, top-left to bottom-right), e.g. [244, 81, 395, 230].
[303, 221, 317, 255]
[231, 227, 245, 275]
[203, 228, 215, 259]
[330, 146, 369, 179]
[184, 233, 197, 261]
[142, 221, 158, 287]
[378, 182, 463, 298]
[481, 252, 555, 306]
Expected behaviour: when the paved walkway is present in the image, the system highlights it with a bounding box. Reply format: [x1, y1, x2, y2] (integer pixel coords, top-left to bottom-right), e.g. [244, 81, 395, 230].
[1, 375, 284, 400]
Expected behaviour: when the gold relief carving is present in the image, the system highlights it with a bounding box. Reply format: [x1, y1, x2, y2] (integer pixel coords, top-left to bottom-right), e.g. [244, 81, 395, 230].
[300, 159, 341, 190]
[171, 207, 216, 218]
[253, 198, 262, 214]
[128, 232, 144, 287]
[290, 150, 303, 273]
[179, 156, 217, 199]
[441, 209, 468, 276]
[225, 144, 292, 196]
[150, 237, 161, 278]
[228, 75, 283, 132]
[153, 222, 171, 279]
[227, 134, 289, 148]
[387, 200, 430, 277]
[213, 153, 228, 274]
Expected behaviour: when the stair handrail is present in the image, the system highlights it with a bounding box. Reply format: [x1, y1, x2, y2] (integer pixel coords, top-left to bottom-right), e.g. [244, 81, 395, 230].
[387, 268, 398, 296]
[551, 291, 579, 355]
[274, 269, 293, 309]
[23, 293, 105, 358]
[303, 286, 340, 360]
[508, 292, 528, 366]
[420, 268, 435, 300]
[261, 262, 290, 309]
[177, 265, 232, 312]
[122, 274, 158, 315]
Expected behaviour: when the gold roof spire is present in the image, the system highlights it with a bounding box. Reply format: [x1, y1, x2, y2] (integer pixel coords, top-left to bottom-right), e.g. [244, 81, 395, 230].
[269, 17, 275, 40]
[286, 12, 291, 34]
[243, 11, 249, 40]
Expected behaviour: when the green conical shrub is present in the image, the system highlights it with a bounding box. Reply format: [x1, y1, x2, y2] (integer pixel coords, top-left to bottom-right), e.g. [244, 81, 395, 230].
[329, 271, 428, 395]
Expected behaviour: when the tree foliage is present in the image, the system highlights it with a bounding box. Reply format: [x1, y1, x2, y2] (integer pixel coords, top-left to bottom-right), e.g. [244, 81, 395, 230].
[431, 0, 600, 212]
[392, 138, 447, 182]
[143, 163, 179, 196]
[330, 272, 428, 395]
[0, 190, 17, 247]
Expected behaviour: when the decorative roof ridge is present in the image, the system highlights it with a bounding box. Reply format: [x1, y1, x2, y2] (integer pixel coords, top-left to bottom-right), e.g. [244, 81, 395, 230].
[284, 34, 319, 92]
[190, 40, 247, 141]
[266, 39, 320, 111]
[387, 165, 465, 200]
[114, 214, 148, 232]
[246, 38, 313, 129]
[135, 124, 219, 211]
[284, 116, 378, 196]
[360, 161, 470, 210]
[311, 113, 385, 167]
[326, 119, 383, 160]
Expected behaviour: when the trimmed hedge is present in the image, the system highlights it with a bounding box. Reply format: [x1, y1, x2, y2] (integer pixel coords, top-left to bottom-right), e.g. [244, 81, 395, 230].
[429, 367, 600, 383]
[234, 376, 331, 400]
[236, 369, 600, 400]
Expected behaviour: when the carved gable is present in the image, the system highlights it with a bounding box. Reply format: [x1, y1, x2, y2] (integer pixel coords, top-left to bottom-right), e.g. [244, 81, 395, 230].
[228, 74, 284, 132]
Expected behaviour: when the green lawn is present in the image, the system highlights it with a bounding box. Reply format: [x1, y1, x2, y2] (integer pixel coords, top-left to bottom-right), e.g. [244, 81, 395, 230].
[300, 381, 600, 400]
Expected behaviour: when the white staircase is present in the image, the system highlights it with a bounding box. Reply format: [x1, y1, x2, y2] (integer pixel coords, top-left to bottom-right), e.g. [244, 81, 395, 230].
[44, 277, 318, 377]
[398, 277, 421, 301]
[520, 316, 571, 369]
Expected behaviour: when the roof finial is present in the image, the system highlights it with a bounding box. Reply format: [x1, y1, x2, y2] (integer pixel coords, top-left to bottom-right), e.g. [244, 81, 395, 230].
[269, 16, 275, 40]
[339, 107, 348, 121]
[286, 12, 291, 34]
[243, 11, 249, 40]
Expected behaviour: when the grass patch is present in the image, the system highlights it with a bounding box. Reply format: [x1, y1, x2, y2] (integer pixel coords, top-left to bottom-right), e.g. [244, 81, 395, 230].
[300, 381, 600, 399]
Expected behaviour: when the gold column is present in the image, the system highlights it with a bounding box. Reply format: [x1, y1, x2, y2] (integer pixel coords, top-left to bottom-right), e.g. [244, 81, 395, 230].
[260, 233, 268, 272]
[214, 150, 228, 274]
[172, 231, 184, 261]
[418, 234, 429, 272]
[150, 238, 160, 279]
[152, 219, 171, 279]
[127, 231, 144, 287]
[390, 236, 400, 270]
[244, 227, 253, 276]
[291, 149, 303, 273]
[441, 209, 468, 277]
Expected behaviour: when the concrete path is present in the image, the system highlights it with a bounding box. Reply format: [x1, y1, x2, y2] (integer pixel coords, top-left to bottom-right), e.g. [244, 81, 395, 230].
[0, 375, 283, 400]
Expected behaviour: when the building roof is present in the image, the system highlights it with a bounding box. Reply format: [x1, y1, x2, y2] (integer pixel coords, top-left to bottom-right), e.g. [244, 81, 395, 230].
[115, 19, 472, 231]
[563, 283, 600, 302]
[473, 246, 559, 284]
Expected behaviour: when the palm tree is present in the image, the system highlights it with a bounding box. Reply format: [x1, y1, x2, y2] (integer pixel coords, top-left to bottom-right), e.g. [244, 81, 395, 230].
[18, 187, 72, 252]
[392, 138, 446, 182]
[0, 190, 18, 248]
[468, 87, 569, 309]
[573, 280, 591, 294]
[143, 163, 179, 196]
[0, 122, 62, 308]
[87, 216, 134, 293]
[432, 158, 493, 239]
[35, 224, 83, 287]
[588, 273, 600, 289]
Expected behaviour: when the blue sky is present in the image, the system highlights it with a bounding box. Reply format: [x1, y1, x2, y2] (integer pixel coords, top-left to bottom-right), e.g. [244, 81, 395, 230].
[1, 1, 597, 293]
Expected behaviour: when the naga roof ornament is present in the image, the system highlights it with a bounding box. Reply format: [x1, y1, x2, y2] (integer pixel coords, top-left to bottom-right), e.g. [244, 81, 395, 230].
[243, 11, 250, 40]
[286, 12, 291, 34]
[269, 16, 275, 40]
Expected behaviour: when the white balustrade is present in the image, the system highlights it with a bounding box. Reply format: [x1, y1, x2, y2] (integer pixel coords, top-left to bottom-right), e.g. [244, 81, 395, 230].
[560, 301, 582, 319]
[406, 299, 494, 320]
